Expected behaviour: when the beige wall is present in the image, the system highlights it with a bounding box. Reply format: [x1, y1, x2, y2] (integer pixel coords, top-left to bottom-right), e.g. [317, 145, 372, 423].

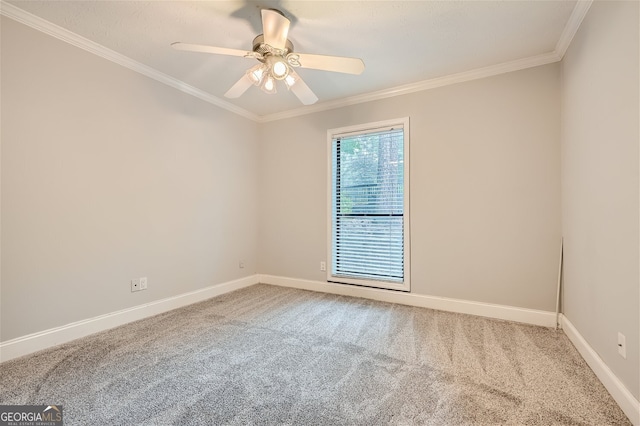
[1, 17, 260, 341]
[561, 1, 639, 399]
[259, 64, 561, 311]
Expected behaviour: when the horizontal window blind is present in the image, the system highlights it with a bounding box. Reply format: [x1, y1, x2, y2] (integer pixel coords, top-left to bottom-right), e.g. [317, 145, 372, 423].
[331, 126, 405, 283]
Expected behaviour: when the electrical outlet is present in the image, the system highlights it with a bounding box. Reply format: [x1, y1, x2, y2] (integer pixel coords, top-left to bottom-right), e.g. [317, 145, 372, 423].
[140, 277, 148, 290]
[320, 261, 326, 271]
[618, 332, 626, 359]
[131, 278, 140, 292]
[239, 261, 245, 269]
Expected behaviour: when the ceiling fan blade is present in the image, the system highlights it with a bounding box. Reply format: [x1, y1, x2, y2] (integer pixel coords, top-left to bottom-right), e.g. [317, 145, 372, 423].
[224, 74, 253, 98]
[172, 42, 251, 58]
[293, 53, 365, 75]
[288, 71, 318, 105]
[261, 9, 290, 51]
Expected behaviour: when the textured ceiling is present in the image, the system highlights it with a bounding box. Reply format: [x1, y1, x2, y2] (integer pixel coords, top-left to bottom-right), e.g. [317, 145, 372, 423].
[6, 1, 578, 118]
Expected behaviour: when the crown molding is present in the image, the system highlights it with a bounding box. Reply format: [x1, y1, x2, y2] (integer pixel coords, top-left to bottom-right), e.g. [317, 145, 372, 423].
[0, 1, 260, 122]
[258, 50, 562, 123]
[555, 0, 593, 59]
[259, 0, 593, 123]
[2, 0, 590, 124]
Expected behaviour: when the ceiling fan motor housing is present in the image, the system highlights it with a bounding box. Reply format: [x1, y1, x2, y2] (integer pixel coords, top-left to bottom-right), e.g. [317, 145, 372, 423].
[252, 34, 294, 60]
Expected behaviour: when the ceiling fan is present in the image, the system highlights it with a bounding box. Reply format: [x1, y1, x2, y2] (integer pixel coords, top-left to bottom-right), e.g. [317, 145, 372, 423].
[172, 8, 365, 105]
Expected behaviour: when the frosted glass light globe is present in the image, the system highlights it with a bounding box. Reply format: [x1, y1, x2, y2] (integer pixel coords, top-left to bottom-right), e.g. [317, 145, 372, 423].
[273, 60, 287, 78]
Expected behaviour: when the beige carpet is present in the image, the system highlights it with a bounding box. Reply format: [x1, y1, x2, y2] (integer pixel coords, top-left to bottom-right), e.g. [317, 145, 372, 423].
[0, 284, 630, 425]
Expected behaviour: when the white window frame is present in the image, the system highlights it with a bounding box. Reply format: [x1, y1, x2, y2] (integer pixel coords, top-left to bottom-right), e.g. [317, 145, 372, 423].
[326, 117, 411, 292]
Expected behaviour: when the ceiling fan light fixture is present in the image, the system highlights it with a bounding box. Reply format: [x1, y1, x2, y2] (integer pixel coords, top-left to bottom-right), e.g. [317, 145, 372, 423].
[261, 74, 277, 94]
[272, 60, 288, 78]
[284, 72, 298, 89]
[267, 55, 289, 80]
[247, 63, 267, 86]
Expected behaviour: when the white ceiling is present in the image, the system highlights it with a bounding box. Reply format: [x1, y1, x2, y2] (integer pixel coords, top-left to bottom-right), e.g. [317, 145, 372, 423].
[4, 1, 581, 120]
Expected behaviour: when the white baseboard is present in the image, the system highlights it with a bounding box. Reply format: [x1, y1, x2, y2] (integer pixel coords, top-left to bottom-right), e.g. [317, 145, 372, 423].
[259, 275, 557, 327]
[3, 274, 635, 424]
[560, 314, 640, 425]
[0, 274, 259, 363]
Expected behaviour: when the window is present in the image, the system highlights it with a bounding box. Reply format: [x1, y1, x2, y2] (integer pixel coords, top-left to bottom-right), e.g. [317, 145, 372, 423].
[328, 118, 410, 291]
